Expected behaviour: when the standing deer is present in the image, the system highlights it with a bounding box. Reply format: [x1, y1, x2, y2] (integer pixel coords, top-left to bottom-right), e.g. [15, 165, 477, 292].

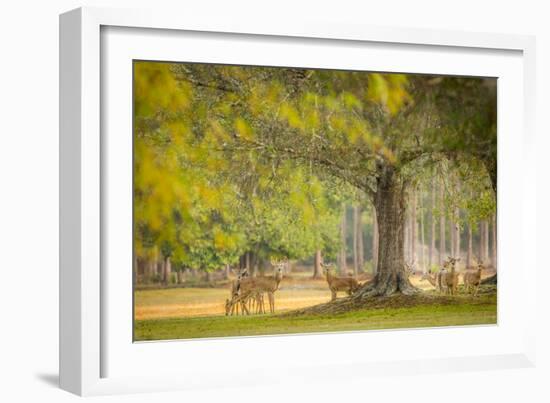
[235, 262, 285, 314]
[321, 262, 360, 301]
[463, 261, 484, 295]
[440, 257, 460, 295]
[420, 260, 451, 294]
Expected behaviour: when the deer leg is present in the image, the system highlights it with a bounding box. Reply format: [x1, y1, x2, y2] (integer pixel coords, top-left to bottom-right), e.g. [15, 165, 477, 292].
[242, 299, 250, 315]
[269, 292, 274, 313]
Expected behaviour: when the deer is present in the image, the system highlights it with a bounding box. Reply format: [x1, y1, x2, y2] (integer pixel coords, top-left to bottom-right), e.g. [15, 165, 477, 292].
[234, 261, 285, 314]
[420, 260, 450, 294]
[440, 257, 460, 295]
[225, 269, 251, 316]
[321, 262, 360, 301]
[225, 292, 251, 316]
[463, 261, 484, 296]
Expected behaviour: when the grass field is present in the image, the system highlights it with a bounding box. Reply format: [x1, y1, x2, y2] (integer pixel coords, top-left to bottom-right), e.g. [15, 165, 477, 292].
[134, 277, 497, 341]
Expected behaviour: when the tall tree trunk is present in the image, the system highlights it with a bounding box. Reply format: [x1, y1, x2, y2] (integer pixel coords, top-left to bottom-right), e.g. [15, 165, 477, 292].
[145, 258, 154, 284]
[477, 221, 485, 262]
[355, 166, 415, 296]
[353, 205, 359, 277]
[403, 209, 409, 262]
[372, 207, 379, 274]
[467, 223, 473, 268]
[429, 178, 436, 271]
[454, 184, 461, 261]
[133, 255, 138, 286]
[419, 192, 425, 273]
[483, 220, 490, 264]
[246, 251, 254, 276]
[224, 264, 230, 280]
[491, 213, 497, 269]
[449, 218, 455, 257]
[258, 257, 266, 276]
[339, 204, 347, 275]
[411, 187, 417, 268]
[439, 179, 446, 266]
[479, 220, 489, 264]
[357, 206, 364, 273]
[313, 249, 323, 279]
[454, 218, 461, 262]
[163, 256, 171, 285]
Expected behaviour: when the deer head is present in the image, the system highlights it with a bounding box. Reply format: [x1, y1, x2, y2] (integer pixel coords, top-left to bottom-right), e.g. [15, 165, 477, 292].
[321, 262, 336, 275]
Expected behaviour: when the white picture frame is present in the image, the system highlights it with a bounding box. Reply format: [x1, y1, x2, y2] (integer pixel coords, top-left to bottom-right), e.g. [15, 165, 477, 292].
[60, 6, 537, 396]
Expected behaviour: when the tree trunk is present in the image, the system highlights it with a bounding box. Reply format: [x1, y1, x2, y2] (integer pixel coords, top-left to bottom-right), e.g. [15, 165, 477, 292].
[439, 179, 446, 266]
[483, 220, 489, 264]
[467, 223, 473, 268]
[449, 218, 455, 257]
[478, 220, 484, 262]
[339, 204, 347, 275]
[372, 207, 379, 274]
[355, 166, 416, 297]
[258, 257, 266, 276]
[429, 178, 436, 271]
[357, 206, 364, 273]
[411, 187, 417, 268]
[419, 192, 425, 273]
[353, 205, 359, 277]
[145, 258, 154, 284]
[133, 255, 138, 286]
[454, 184, 461, 261]
[491, 213, 497, 269]
[224, 264, 230, 280]
[163, 256, 171, 285]
[313, 249, 323, 278]
[403, 208, 410, 263]
[454, 219, 461, 261]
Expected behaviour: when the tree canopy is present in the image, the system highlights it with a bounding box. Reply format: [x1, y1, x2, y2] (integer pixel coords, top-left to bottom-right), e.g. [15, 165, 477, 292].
[133, 61, 496, 294]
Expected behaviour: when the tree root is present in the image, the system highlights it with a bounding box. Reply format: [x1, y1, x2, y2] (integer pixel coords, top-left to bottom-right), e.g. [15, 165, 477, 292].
[285, 276, 423, 316]
[481, 274, 497, 285]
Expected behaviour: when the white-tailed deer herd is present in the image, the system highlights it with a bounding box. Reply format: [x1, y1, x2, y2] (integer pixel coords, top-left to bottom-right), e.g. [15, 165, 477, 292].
[420, 257, 485, 296]
[225, 255, 487, 316]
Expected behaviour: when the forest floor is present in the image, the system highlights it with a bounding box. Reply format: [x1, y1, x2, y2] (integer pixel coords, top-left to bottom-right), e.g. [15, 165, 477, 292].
[134, 273, 497, 341]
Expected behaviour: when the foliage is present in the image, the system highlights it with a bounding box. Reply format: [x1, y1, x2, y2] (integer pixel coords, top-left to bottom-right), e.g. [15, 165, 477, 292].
[133, 61, 497, 277]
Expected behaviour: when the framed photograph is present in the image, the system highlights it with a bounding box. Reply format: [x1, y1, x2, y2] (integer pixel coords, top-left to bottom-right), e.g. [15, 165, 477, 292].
[60, 6, 537, 396]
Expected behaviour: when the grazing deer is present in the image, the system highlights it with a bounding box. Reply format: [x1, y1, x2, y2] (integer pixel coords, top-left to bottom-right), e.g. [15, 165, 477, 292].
[463, 262, 484, 295]
[420, 268, 447, 294]
[420, 270, 438, 288]
[225, 292, 250, 316]
[440, 257, 460, 295]
[322, 262, 360, 301]
[235, 262, 285, 314]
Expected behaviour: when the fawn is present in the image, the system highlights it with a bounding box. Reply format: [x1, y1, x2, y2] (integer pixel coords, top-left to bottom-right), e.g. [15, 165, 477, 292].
[463, 262, 483, 295]
[321, 262, 360, 301]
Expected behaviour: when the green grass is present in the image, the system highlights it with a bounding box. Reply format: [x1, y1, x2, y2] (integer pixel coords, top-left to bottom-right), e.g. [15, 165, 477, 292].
[134, 296, 496, 341]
